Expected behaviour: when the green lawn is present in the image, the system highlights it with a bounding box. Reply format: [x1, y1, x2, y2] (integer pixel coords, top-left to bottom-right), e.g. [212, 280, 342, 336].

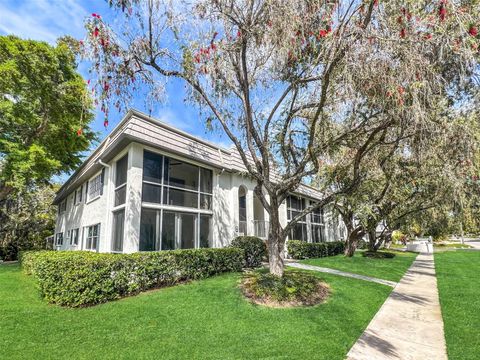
[0, 263, 392, 360]
[435, 251, 480, 360]
[300, 250, 417, 282]
[434, 243, 473, 249]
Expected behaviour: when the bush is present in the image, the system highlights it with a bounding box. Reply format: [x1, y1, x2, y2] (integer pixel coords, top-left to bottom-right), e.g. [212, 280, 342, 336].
[362, 251, 396, 259]
[287, 240, 345, 260]
[20, 248, 244, 307]
[241, 271, 329, 307]
[230, 236, 267, 268]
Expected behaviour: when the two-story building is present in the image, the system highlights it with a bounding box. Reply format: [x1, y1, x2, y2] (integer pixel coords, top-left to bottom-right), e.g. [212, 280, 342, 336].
[53, 109, 345, 253]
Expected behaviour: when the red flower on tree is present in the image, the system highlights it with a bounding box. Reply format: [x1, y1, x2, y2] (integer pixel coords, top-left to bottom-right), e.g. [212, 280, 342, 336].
[104, 119, 109, 128]
[469, 25, 478, 37]
[439, 3, 447, 22]
[400, 28, 406, 38]
[76, 128, 83, 136]
[93, 27, 99, 37]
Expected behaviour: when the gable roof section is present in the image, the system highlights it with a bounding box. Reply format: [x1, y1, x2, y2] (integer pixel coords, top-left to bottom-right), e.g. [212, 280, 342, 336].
[54, 109, 324, 204]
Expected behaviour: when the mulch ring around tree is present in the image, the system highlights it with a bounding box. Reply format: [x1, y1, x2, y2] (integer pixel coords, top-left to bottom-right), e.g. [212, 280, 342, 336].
[240, 270, 330, 308]
[362, 251, 396, 259]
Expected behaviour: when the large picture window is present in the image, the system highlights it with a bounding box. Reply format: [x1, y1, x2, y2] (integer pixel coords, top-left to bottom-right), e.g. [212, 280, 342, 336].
[287, 195, 307, 241]
[114, 154, 128, 206]
[139, 209, 212, 251]
[141, 151, 213, 210]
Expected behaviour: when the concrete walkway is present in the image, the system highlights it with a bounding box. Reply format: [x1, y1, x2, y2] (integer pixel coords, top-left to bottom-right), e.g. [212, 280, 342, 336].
[346, 252, 447, 360]
[287, 262, 397, 287]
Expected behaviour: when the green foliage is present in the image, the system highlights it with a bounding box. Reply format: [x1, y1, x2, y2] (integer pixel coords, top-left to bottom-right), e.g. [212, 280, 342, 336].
[1, 263, 391, 360]
[362, 251, 396, 259]
[21, 248, 244, 307]
[242, 271, 327, 305]
[287, 240, 345, 260]
[230, 236, 267, 268]
[0, 35, 95, 193]
[0, 184, 57, 260]
[436, 251, 480, 360]
[391, 230, 404, 243]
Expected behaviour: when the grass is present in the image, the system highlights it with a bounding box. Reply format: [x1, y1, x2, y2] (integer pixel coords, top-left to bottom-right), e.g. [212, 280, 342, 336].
[435, 251, 480, 360]
[0, 263, 393, 360]
[300, 250, 417, 282]
[434, 243, 472, 249]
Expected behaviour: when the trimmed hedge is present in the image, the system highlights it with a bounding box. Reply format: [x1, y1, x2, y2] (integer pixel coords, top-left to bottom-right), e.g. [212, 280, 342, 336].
[230, 236, 267, 268]
[20, 248, 244, 307]
[287, 240, 345, 260]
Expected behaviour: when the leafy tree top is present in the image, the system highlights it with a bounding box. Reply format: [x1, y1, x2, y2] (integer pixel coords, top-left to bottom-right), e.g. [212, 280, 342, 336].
[0, 35, 96, 196]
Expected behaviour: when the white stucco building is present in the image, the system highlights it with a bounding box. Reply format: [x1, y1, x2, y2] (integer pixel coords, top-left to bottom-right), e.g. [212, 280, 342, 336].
[53, 110, 345, 253]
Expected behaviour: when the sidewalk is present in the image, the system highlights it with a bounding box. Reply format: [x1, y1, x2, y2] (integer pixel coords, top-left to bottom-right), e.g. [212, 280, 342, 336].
[346, 252, 447, 360]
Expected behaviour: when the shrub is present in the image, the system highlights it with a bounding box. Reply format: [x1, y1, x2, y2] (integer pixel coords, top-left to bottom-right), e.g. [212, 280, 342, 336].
[287, 240, 345, 260]
[20, 248, 244, 307]
[362, 251, 396, 259]
[230, 236, 267, 268]
[241, 271, 329, 307]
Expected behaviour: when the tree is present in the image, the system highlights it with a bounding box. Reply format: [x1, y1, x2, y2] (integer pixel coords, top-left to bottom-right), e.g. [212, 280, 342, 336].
[332, 111, 479, 255]
[0, 184, 58, 260]
[82, 0, 479, 276]
[0, 35, 96, 201]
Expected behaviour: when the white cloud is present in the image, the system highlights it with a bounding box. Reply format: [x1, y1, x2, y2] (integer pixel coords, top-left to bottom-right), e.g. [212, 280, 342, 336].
[0, 0, 91, 43]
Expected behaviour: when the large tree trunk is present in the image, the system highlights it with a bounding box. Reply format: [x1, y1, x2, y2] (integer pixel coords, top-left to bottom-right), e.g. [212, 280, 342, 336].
[267, 201, 285, 277]
[367, 228, 377, 251]
[344, 228, 364, 257]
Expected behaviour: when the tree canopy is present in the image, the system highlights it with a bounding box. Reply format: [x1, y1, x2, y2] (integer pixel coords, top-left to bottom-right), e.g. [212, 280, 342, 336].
[82, 0, 479, 274]
[0, 35, 96, 200]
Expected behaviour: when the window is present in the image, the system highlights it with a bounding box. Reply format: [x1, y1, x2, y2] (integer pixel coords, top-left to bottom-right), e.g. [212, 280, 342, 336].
[68, 228, 79, 246]
[140, 208, 157, 251]
[311, 206, 325, 243]
[85, 224, 100, 251]
[139, 209, 211, 251]
[200, 214, 212, 248]
[58, 200, 67, 214]
[114, 155, 128, 206]
[88, 171, 104, 201]
[238, 186, 247, 235]
[141, 151, 213, 210]
[74, 186, 83, 205]
[55, 232, 64, 246]
[287, 195, 307, 241]
[112, 210, 125, 252]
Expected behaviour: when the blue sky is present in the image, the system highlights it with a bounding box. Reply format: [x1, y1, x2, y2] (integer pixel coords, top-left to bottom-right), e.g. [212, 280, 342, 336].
[0, 0, 233, 180]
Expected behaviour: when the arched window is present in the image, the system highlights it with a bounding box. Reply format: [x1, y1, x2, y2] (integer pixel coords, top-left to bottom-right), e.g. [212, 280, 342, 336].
[238, 186, 247, 235]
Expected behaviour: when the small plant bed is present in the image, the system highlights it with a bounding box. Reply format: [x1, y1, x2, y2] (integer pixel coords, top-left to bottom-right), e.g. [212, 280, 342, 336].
[241, 271, 329, 308]
[362, 251, 396, 259]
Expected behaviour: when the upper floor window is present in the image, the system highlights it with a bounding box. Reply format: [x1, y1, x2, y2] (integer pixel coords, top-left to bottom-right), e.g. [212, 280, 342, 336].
[88, 170, 104, 201]
[141, 151, 213, 209]
[114, 154, 128, 206]
[58, 199, 67, 214]
[74, 185, 83, 205]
